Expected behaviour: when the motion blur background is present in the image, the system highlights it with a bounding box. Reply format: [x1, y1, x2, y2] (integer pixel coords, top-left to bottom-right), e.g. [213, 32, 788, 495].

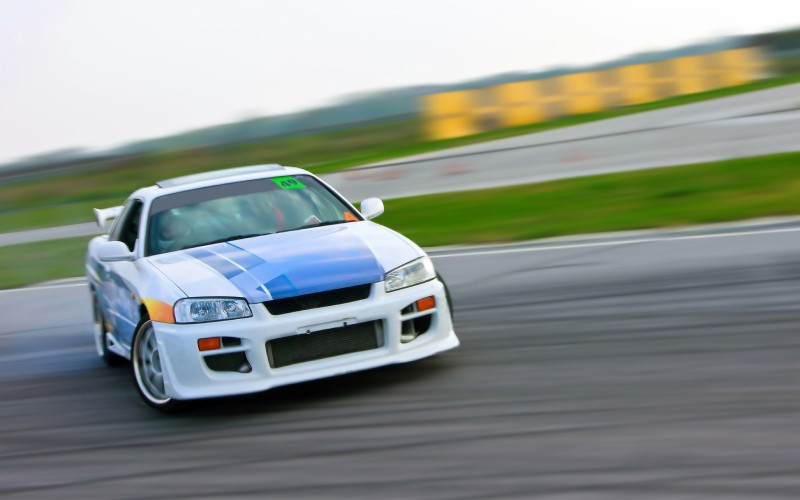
[2, 1, 800, 498]
[1, 1, 800, 286]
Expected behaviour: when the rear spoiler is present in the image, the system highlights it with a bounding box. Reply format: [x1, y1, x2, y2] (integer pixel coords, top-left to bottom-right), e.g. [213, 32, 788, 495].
[93, 206, 123, 229]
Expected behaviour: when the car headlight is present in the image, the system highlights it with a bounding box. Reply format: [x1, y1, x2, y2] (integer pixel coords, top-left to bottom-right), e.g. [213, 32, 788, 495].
[385, 257, 436, 292]
[174, 297, 252, 324]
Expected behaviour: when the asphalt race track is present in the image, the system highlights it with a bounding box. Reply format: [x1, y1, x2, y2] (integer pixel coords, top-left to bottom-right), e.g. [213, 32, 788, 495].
[1, 222, 799, 498]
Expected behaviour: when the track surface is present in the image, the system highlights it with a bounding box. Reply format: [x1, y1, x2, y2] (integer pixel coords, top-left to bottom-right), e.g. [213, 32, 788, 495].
[1, 224, 799, 498]
[3, 83, 800, 247]
[327, 83, 800, 201]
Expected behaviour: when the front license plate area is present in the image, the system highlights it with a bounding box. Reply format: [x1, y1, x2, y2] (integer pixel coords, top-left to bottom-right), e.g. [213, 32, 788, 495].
[266, 320, 383, 368]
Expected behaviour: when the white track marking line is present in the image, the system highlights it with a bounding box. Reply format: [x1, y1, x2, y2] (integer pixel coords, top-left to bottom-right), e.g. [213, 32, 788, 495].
[2, 226, 799, 292]
[0, 282, 87, 294]
[430, 227, 800, 259]
[0, 346, 89, 363]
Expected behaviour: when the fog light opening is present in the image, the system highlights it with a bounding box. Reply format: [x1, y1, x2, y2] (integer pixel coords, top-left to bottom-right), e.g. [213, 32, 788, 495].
[204, 351, 251, 373]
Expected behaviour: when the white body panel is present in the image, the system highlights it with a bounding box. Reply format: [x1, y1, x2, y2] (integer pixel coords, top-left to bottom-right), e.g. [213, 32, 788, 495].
[85, 164, 459, 403]
[153, 279, 457, 400]
[146, 221, 424, 300]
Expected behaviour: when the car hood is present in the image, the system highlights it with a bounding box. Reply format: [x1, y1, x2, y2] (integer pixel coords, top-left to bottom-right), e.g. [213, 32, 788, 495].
[146, 221, 423, 303]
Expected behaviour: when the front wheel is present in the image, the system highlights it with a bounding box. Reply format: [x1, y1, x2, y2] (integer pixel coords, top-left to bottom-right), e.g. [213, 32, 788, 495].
[438, 273, 454, 322]
[131, 319, 183, 412]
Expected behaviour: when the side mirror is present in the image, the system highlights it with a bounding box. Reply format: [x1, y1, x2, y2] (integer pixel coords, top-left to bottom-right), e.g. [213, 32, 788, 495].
[97, 240, 135, 262]
[360, 198, 384, 220]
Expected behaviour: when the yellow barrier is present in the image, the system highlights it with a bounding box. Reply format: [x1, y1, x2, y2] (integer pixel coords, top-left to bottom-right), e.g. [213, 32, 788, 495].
[422, 48, 764, 140]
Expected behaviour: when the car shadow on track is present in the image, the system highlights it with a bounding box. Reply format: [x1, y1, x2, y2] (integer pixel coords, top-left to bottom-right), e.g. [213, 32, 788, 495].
[97, 354, 458, 418]
[190, 356, 456, 417]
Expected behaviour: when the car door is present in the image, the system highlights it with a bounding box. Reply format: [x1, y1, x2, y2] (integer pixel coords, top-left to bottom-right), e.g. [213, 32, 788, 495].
[102, 199, 144, 351]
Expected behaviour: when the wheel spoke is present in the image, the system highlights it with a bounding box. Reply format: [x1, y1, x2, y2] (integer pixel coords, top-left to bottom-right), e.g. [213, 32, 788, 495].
[140, 347, 149, 365]
[134, 322, 171, 404]
[145, 366, 164, 396]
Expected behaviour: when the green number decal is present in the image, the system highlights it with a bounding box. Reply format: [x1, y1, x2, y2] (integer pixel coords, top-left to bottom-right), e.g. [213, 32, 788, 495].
[271, 176, 307, 190]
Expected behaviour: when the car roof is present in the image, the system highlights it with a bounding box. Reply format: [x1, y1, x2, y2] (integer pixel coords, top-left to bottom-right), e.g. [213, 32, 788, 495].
[129, 164, 313, 201]
[156, 164, 285, 188]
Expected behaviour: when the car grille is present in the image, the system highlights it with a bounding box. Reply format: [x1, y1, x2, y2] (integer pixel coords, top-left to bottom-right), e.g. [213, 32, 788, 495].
[266, 321, 383, 369]
[263, 284, 372, 315]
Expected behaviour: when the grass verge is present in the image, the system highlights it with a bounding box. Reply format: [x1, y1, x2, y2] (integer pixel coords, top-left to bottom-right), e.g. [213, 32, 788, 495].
[2, 74, 800, 234]
[3, 151, 800, 289]
[378, 152, 800, 246]
[0, 236, 91, 289]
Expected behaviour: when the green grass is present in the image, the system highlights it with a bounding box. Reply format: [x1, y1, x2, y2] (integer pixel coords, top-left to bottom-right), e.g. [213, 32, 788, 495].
[2, 73, 800, 235]
[3, 151, 800, 290]
[378, 152, 800, 247]
[0, 236, 91, 289]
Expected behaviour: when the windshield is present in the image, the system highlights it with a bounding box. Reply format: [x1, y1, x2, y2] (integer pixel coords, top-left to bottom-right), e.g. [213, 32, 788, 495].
[145, 175, 361, 256]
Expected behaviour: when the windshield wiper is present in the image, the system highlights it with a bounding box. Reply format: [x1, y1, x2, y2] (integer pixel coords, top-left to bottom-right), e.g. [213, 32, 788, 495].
[181, 233, 268, 250]
[312, 220, 348, 227]
[275, 220, 348, 234]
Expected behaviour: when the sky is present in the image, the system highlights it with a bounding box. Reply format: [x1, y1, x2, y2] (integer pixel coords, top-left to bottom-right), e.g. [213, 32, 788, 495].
[0, 0, 798, 164]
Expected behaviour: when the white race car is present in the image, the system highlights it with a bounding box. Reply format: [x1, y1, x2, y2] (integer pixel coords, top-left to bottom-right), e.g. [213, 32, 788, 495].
[87, 165, 459, 410]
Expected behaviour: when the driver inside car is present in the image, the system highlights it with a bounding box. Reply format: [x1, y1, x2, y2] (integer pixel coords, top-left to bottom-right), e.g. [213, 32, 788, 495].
[156, 210, 195, 253]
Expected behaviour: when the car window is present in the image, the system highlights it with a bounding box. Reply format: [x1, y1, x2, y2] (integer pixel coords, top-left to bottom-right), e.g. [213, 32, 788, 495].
[145, 175, 360, 256]
[110, 199, 143, 251]
[107, 200, 132, 240]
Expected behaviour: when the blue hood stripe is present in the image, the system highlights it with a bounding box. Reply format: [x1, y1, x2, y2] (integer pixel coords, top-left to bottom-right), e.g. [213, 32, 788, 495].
[185, 246, 272, 302]
[184, 247, 241, 280]
[182, 230, 385, 303]
[216, 242, 264, 273]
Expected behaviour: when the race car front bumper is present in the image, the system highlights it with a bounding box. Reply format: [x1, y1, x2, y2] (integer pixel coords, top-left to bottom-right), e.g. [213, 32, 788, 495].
[151, 279, 458, 400]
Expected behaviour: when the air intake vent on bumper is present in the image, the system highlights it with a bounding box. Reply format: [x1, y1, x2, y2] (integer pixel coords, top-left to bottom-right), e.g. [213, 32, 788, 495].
[263, 284, 371, 315]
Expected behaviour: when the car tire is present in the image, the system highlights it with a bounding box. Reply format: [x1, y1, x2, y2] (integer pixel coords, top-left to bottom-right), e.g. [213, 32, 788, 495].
[92, 295, 124, 367]
[131, 318, 184, 413]
[438, 273, 454, 322]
